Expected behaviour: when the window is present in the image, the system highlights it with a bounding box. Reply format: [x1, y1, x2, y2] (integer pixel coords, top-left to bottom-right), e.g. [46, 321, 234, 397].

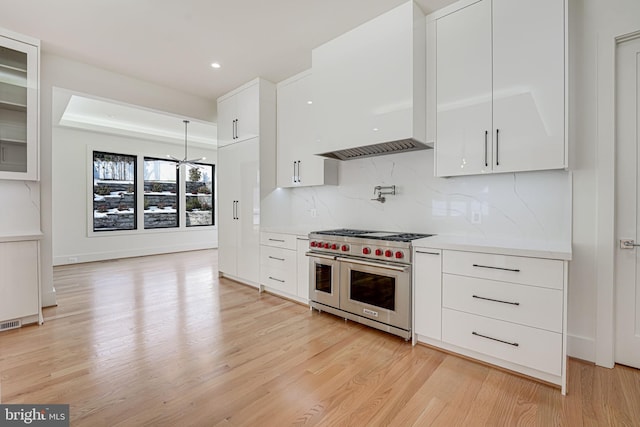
[93, 151, 136, 231]
[144, 157, 179, 229]
[186, 163, 214, 227]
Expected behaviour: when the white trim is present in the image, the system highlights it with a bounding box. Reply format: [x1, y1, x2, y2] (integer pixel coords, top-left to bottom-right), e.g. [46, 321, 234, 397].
[567, 333, 596, 362]
[596, 28, 640, 369]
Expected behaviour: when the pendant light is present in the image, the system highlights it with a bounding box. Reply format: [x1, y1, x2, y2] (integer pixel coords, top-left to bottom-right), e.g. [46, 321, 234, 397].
[168, 119, 205, 168]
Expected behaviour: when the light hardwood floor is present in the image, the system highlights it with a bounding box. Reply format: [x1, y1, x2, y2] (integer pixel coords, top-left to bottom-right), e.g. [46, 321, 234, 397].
[1, 249, 639, 426]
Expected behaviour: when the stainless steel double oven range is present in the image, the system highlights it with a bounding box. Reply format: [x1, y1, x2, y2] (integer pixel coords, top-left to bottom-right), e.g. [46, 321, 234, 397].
[307, 229, 433, 340]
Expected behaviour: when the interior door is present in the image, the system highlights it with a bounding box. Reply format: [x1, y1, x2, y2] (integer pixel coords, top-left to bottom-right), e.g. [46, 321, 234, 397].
[615, 35, 640, 370]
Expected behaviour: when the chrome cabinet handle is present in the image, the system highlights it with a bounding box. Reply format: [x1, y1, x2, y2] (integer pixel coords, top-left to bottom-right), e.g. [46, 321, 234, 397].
[472, 331, 519, 347]
[269, 238, 285, 243]
[269, 276, 285, 283]
[620, 239, 640, 249]
[495, 128, 500, 166]
[297, 160, 301, 183]
[472, 295, 520, 306]
[268, 256, 285, 261]
[472, 263, 520, 273]
[416, 250, 440, 256]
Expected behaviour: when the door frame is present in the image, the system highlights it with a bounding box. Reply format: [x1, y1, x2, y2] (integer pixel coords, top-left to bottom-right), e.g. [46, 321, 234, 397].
[596, 29, 640, 368]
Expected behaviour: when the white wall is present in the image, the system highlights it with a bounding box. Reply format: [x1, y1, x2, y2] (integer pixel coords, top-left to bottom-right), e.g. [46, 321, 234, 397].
[52, 121, 217, 266]
[39, 53, 217, 306]
[568, 0, 640, 364]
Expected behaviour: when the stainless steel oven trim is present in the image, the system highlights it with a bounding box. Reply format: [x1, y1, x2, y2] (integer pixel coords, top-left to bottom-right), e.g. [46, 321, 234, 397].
[308, 254, 340, 309]
[339, 259, 411, 331]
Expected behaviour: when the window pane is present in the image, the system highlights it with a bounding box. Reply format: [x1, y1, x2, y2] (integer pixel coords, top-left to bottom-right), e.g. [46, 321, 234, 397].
[93, 151, 136, 231]
[186, 163, 214, 227]
[144, 158, 178, 229]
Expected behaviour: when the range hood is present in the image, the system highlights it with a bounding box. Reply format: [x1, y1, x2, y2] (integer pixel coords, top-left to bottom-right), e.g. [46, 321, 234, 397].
[311, 2, 428, 162]
[318, 138, 431, 161]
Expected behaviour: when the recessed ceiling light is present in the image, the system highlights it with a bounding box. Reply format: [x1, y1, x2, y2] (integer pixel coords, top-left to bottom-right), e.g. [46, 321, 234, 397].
[211, 62, 221, 69]
[307, 100, 313, 105]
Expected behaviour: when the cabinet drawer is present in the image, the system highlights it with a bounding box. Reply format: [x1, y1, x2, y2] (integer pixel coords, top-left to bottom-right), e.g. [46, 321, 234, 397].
[443, 250, 563, 290]
[260, 245, 297, 269]
[259, 264, 297, 295]
[442, 274, 562, 332]
[442, 308, 562, 376]
[260, 232, 297, 250]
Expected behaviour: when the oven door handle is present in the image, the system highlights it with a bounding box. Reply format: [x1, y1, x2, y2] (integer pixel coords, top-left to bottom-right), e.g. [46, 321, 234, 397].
[337, 257, 410, 272]
[306, 252, 337, 261]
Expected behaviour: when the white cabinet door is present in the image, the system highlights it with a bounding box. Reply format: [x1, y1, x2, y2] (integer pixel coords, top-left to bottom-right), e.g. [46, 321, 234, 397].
[312, 2, 425, 155]
[277, 70, 336, 188]
[235, 82, 260, 143]
[492, 0, 565, 173]
[434, 0, 565, 177]
[217, 143, 240, 275]
[217, 81, 260, 147]
[0, 240, 39, 322]
[217, 139, 260, 284]
[435, 0, 492, 177]
[413, 249, 442, 341]
[216, 95, 236, 147]
[0, 31, 39, 181]
[235, 139, 260, 284]
[296, 237, 310, 301]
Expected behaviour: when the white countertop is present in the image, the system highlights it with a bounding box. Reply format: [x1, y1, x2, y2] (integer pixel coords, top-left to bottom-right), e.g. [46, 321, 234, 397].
[260, 226, 314, 238]
[0, 232, 44, 243]
[413, 234, 572, 261]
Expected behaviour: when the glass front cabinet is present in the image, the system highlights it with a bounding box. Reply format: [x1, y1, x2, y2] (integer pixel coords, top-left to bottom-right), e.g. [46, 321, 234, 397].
[0, 29, 39, 181]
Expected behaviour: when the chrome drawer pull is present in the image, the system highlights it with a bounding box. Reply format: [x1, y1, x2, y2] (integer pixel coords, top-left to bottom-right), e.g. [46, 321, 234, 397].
[416, 251, 440, 256]
[269, 238, 286, 243]
[472, 264, 520, 273]
[269, 276, 285, 283]
[268, 256, 285, 261]
[472, 331, 519, 347]
[472, 295, 520, 306]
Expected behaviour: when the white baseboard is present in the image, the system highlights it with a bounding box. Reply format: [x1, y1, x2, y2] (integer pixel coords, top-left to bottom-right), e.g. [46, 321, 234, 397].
[567, 333, 596, 362]
[53, 242, 217, 266]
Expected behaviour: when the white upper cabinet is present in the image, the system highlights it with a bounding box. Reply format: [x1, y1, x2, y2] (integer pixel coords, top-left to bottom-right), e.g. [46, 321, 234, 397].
[276, 70, 337, 188]
[0, 28, 39, 181]
[432, 0, 566, 177]
[217, 80, 260, 147]
[312, 1, 426, 156]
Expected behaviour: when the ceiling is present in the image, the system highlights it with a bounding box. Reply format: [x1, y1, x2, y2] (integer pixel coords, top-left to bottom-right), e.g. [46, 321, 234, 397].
[0, 0, 457, 102]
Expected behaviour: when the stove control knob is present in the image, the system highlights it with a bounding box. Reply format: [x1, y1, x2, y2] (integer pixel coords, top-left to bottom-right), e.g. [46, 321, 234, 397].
[331, 243, 338, 250]
[341, 245, 349, 252]
[395, 251, 404, 259]
[362, 247, 371, 255]
[310, 241, 317, 247]
[324, 243, 330, 249]
[384, 250, 393, 258]
[375, 249, 383, 256]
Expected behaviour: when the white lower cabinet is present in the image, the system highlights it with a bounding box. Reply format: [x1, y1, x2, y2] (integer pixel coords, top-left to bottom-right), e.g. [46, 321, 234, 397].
[0, 239, 41, 326]
[259, 232, 309, 303]
[413, 247, 568, 393]
[413, 249, 442, 342]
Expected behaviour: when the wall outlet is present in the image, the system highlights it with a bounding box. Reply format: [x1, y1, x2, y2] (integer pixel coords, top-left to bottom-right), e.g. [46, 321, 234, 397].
[310, 209, 318, 218]
[471, 211, 481, 224]
[68, 256, 79, 263]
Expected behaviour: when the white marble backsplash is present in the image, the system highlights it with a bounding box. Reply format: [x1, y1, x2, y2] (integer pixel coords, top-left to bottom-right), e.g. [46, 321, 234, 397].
[0, 180, 42, 235]
[261, 149, 571, 244]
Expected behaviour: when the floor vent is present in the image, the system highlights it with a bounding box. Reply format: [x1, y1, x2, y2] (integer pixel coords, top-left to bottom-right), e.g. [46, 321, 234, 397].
[0, 319, 21, 331]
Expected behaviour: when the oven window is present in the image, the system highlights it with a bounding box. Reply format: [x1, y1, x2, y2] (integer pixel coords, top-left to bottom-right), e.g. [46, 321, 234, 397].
[315, 263, 333, 294]
[350, 271, 395, 311]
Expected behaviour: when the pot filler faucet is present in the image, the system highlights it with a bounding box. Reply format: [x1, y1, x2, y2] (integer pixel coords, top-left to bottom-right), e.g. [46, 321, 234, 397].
[372, 185, 396, 203]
